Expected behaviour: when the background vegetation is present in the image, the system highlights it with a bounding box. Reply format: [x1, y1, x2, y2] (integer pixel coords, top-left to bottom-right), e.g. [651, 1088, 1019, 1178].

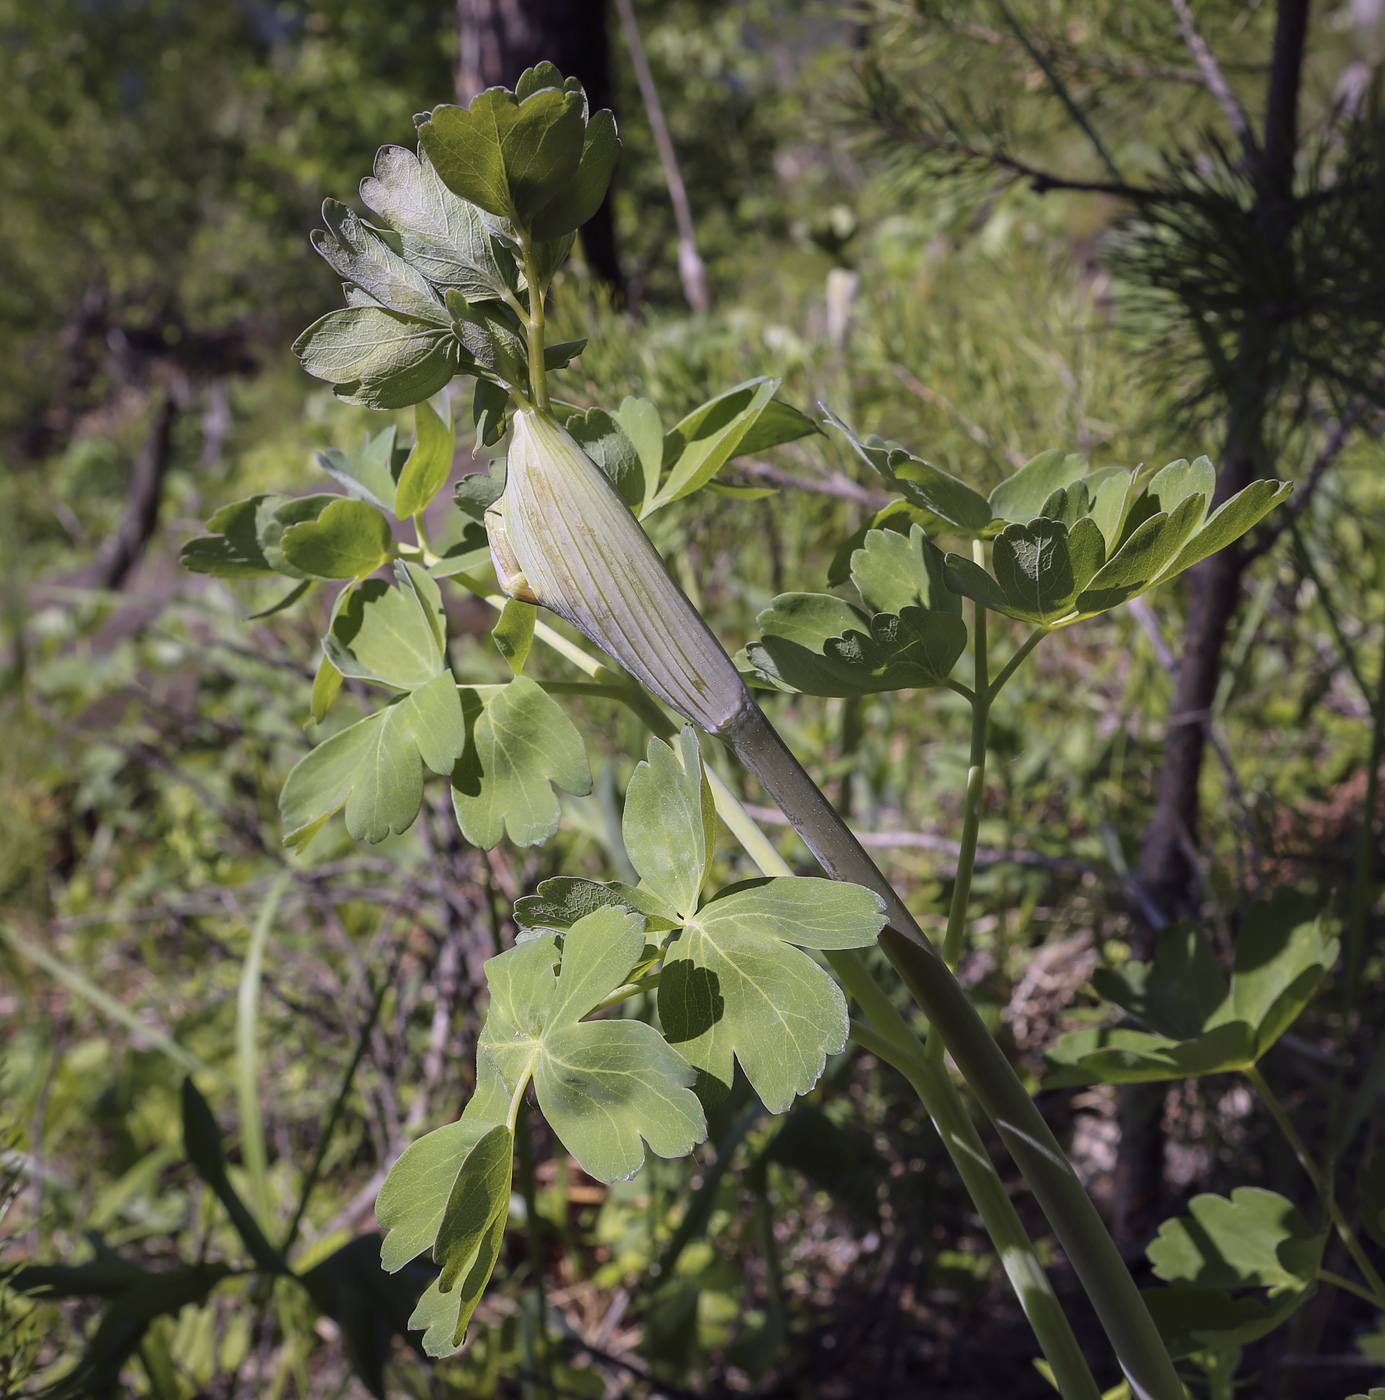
[2, 1, 1383, 1396]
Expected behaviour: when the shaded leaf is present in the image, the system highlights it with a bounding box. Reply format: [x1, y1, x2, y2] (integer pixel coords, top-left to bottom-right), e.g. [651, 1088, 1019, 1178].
[1142, 1284, 1314, 1361]
[180, 1079, 283, 1274]
[1148, 1187, 1325, 1290]
[300, 1235, 427, 1398]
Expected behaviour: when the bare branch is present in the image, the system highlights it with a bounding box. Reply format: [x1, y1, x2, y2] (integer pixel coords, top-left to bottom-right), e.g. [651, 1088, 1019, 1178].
[1168, 0, 1259, 164]
[731, 457, 892, 508]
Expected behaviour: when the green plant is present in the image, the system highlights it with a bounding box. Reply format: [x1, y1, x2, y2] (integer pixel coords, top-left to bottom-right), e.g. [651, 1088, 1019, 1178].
[30, 63, 1375, 1399]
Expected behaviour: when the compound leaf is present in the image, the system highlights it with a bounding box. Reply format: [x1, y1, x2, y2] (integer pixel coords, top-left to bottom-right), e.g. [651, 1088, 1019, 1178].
[451, 675, 592, 848]
[1148, 1187, 1325, 1291]
[615, 396, 665, 515]
[324, 563, 447, 691]
[281, 499, 394, 580]
[653, 378, 780, 510]
[622, 729, 714, 921]
[281, 671, 465, 847]
[477, 911, 706, 1181]
[1043, 1020, 1257, 1086]
[377, 1117, 498, 1272]
[294, 306, 460, 411]
[1091, 923, 1229, 1042]
[180, 497, 274, 578]
[850, 525, 960, 616]
[659, 876, 885, 1112]
[530, 107, 620, 240]
[748, 593, 966, 696]
[987, 448, 1088, 523]
[313, 200, 448, 324]
[566, 405, 644, 511]
[360, 144, 516, 303]
[316, 428, 402, 512]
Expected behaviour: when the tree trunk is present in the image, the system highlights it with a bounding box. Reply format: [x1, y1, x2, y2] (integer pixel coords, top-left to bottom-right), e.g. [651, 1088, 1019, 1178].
[456, 0, 625, 295]
[1120, 0, 1312, 1248]
[70, 392, 179, 592]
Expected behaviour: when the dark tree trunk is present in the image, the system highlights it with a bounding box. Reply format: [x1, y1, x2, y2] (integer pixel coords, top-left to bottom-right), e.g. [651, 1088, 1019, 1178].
[457, 0, 625, 296]
[1119, 0, 1313, 1248]
[70, 393, 179, 593]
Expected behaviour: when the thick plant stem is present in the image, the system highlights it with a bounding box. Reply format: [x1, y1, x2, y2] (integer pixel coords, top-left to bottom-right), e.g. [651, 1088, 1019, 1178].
[709, 773, 1102, 1399]
[455, 567, 1171, 1393]
[724, 702, 1183, 1400]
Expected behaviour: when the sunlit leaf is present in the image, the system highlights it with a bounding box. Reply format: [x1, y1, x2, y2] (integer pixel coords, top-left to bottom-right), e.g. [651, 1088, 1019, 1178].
[477, 910, 706, 1181]
[451, 675, 592, 848]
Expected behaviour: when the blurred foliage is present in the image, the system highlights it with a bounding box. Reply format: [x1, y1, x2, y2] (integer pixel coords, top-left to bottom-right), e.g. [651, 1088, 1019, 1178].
[2, 0, 1384, 1396]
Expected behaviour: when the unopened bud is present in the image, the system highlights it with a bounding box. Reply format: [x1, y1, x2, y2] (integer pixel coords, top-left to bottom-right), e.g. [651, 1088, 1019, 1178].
[489, 409, 753, 734]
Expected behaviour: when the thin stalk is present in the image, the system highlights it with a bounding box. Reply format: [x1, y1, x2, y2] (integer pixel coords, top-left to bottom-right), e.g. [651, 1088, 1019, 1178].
[989, 627, 1046, 703]
[1317, 1267, 1384, 1307]
[1245, 1064, 1385, 1305]
[515, 1107, 550, 1396]
[518, 233, 551, 415]
[724, 702, 1182, 1400]
[936, 584, 990, 980]
[237, 874, 288, 1228]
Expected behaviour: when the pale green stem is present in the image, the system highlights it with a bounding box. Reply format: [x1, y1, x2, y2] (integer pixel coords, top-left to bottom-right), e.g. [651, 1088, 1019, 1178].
[1317, 1267, 1385, 1307]
[519, 233, 551, 414]
[724, 702, 1182, 1400]
[1245, 1064, 1385, 1305]
[933, 562, 990, 992]
[988, 626, 1046, 703]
